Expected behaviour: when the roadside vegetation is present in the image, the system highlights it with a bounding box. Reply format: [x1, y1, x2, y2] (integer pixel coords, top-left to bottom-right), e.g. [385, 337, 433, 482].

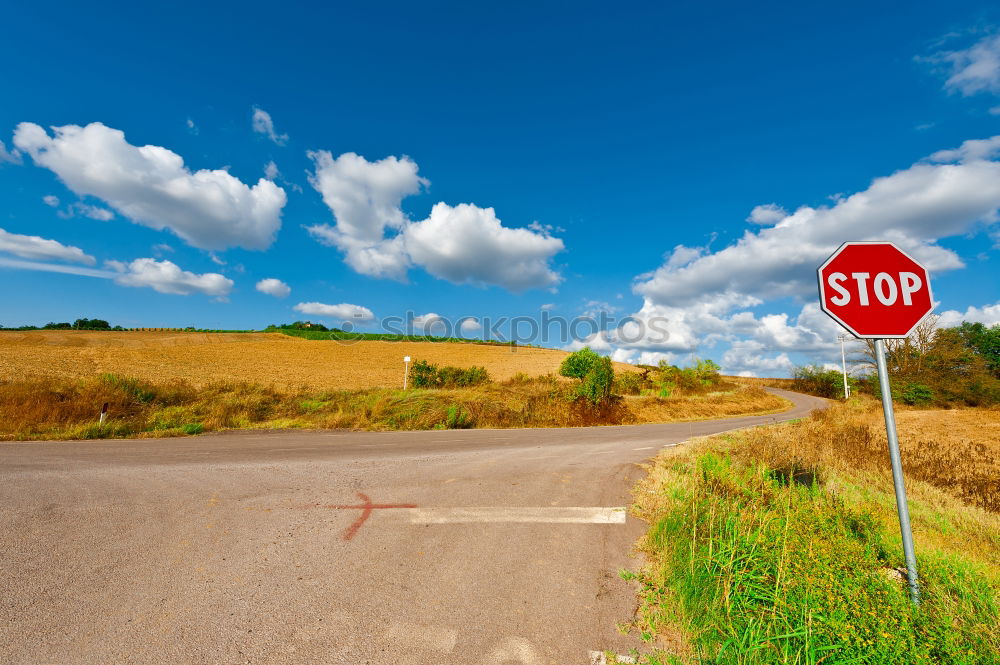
[771, 319, 1000, 407]
[0, 349, 788, 441]
[623, 351, 1000, 662]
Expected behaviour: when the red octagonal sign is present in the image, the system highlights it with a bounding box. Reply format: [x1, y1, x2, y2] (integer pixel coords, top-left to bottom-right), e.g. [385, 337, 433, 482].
[817, 241, 934, 339]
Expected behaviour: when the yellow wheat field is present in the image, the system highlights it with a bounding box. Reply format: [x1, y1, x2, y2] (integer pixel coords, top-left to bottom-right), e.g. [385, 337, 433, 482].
[0, 331, 623, 389]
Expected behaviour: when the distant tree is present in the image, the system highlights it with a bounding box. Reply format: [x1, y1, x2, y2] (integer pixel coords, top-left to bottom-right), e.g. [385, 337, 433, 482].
[855, 318, 1000, 406]
[266, 321, 332, 332]
[955, 322, 1000, 377]
[73, 318, 111, 330]
[42, 322, 72, 330]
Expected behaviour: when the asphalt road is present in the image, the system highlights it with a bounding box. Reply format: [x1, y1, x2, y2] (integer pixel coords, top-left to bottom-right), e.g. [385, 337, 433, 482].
[0, 388, 826, 665]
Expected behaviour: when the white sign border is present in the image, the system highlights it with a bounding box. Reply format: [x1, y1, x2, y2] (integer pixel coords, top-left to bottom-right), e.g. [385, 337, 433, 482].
[816, 240, 935, 340]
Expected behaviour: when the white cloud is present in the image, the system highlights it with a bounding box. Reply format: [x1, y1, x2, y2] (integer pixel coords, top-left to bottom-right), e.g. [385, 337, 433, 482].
[635, 139, 1000, 310]
[460, 317, 483, 332]
[14, 122, 286, 251]
[564, 331, 615, 353]
[582, 135, 1000, 376]
[0, 257, 111, 278]
[264, 160, 279, 180]
[42, 195, 59, 207]
[928, 135, 1000, 163]
[934, 33, 1000, 96]
[405, 203, 564, 291]
[256, 277, 291, 298]
[293, 301, 375, 322]
[0, 227, 96, 265]
[152, 243, 174, 254]
[540, 303, 556, 311]
[412, 312, 447, 334]
[721, 341, 795, 375]
[252, 107, 288, 145]
[746, 203, 788, 224]
[609, 349, 678, 366]
[580, 299, 621, 318]
[306, 151, 565, 291]
[70, 203, 114, 221]
[306, 150, 427, 280]
[0, 139, 20, 165]
[106, 258, 233, 297]
[937, 302, 1000, 327]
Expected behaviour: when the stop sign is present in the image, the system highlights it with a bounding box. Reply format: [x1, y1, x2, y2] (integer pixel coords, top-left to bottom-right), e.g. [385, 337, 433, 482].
[817, 241, 934, 338]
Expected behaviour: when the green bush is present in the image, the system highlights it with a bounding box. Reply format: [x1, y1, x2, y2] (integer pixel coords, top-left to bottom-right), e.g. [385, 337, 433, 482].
[409, 360, 490, 388]
[900, 382, 934, 406]
[560, 348, 616, 405]
[579, 356, 615, 405]
[792, 365, 848, 399]
[559, 347, 603, 380]
[614, 371, 644, 395]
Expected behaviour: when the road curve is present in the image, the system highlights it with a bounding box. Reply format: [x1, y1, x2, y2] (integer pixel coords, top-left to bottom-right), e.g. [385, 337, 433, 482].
[0, 388, 826, 665]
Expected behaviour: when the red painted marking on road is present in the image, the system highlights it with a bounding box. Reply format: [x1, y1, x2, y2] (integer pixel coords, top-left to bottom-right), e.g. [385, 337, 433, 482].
[296, 492, 417, 540]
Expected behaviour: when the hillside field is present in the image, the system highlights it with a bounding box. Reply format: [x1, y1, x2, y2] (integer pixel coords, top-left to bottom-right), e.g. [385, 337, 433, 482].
[0, 330, 617, 388]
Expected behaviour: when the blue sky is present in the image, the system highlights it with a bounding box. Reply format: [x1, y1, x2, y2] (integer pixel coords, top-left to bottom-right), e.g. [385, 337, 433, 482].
[2, 1, 1000, 375]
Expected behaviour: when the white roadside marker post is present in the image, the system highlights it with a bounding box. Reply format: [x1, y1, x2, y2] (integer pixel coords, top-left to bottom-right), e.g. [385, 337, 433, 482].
[99, 402, 109, 425]
[818, 241, 933, 606]
[838, 333, 851, 399]
[403, 356, 411, 390]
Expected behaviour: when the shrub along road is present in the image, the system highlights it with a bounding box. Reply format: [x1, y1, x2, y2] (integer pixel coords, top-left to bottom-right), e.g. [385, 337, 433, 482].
[0, 388, 826, 665]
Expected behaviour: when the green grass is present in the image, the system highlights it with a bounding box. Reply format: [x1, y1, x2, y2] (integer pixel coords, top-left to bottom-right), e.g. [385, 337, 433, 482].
[628, 449, 1000, 664]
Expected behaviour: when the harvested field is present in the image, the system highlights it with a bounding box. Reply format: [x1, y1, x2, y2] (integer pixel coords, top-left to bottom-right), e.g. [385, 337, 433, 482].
[0, 331, 628, 389]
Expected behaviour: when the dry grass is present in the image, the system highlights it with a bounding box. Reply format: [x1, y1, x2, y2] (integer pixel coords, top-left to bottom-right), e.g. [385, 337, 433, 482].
[731, 397, 1000, 514]
[626, 386, 788, 422]
[727, 375, 797, 389]
[0, 330, 636, 388]
[0, 375, 789, 441]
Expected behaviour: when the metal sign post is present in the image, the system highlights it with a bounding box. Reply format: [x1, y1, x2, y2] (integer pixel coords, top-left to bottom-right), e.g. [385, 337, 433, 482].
[817, 241, 934, 606]
[403, 356, 411, 390]
[874, 339, 920, 604]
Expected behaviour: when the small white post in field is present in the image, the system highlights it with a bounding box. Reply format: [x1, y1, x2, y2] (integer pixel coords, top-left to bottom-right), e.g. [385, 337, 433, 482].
[403, 356, 411, 390]
[837, 333, 851, 399]
[99, 402, 109, 425]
